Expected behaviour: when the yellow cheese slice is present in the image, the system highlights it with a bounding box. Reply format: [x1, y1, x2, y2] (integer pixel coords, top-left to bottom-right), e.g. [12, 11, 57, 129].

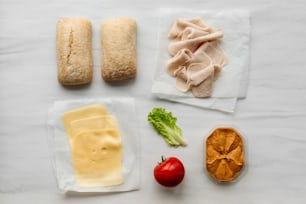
[62, 104, 109, 142]
[72, 129, 123, 187]
[70, 115, 118, 136]
[62, 105, 124, 187]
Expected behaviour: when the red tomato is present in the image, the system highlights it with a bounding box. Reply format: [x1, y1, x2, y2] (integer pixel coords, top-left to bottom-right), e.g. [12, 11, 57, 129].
[154, 156, 185, 187]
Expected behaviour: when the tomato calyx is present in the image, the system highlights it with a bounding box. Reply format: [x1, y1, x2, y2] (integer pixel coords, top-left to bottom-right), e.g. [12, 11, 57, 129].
[158, 155, 167, 164]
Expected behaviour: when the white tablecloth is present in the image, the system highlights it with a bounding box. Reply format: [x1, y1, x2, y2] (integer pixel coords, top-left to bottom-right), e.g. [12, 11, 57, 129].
[1, 0, 306, 203]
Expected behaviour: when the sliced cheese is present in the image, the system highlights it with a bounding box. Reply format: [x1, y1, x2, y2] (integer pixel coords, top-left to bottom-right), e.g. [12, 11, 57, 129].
[72, 129, 123, 187]
[62, 104, 109, 142]
[70, 115, 118, 136]
[62, 104, 124, 187]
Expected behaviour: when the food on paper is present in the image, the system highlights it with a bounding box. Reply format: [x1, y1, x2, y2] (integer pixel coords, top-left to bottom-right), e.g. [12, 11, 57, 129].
[154, 156, 185, 187]
[147, 107, 187, 147]
[167, 18, 228, 97]
[56, 18, 93, 86]
[101, 18, 137, 82]
[62, 104, 109, 143]
[168, 31, 224, 56]
[206, 127, 245, 182]
[62, 105, 123, 187]
[70, 115, 118, 135]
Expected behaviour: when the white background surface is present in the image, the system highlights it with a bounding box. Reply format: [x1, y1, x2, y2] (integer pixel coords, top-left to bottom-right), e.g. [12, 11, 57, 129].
[1, 0, 306, 203]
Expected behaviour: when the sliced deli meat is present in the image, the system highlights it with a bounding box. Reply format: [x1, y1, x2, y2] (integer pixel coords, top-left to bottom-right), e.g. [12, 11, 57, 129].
[187, 63, 214, 87]
[166, 18, 228, 98]
[179, 27, 210, 40]
[168, 30, 224, 56]
[176, 74, 191, 92]
[175, 61, 215, 95]
[203, 42, 228, 68]
[168, 18, 211, 39]
[191, 67, 215, 98]
[167, 48, 192, 76]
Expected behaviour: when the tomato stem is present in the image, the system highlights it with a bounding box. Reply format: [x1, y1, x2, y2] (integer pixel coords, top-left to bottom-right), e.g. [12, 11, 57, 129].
[161, 155, 166, 162]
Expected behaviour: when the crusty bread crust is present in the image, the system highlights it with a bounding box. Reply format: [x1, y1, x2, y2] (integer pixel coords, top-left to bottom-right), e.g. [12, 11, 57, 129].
[101, 18, 137, 82]
[56, 18, 93, 85]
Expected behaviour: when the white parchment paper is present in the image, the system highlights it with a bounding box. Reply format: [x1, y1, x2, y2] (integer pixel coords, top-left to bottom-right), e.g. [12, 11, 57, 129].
[47, 98, 140, 193]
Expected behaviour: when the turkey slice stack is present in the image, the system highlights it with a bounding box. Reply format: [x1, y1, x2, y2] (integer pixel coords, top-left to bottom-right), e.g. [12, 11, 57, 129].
[166, 18, 228, 98]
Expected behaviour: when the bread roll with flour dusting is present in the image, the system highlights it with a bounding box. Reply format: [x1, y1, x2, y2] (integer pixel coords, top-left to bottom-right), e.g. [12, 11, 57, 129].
[56, 18, 93, 85]
[101, 18, 137, 82]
